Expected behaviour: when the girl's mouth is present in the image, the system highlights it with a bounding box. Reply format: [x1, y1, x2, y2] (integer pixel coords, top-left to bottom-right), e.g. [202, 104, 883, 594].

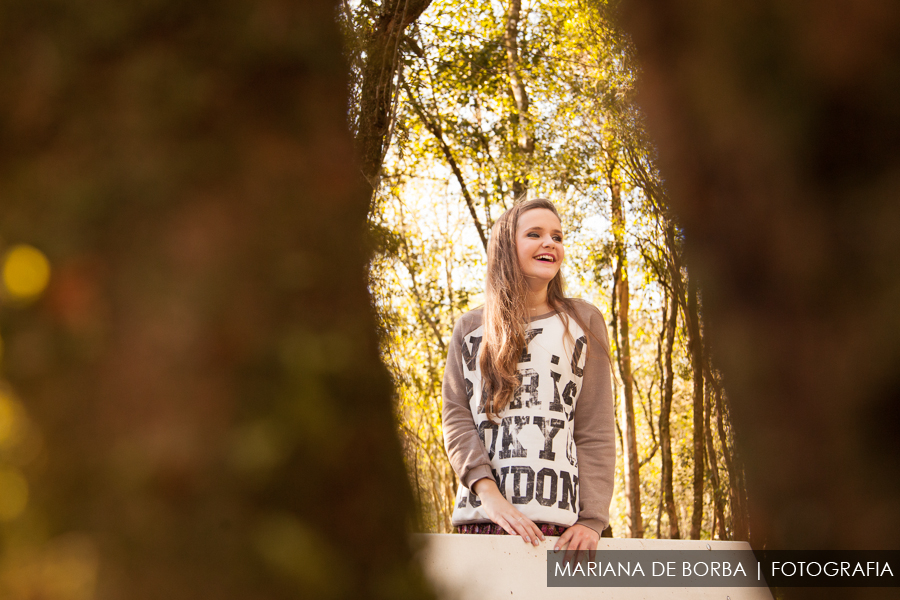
[535, 254, 555, 262]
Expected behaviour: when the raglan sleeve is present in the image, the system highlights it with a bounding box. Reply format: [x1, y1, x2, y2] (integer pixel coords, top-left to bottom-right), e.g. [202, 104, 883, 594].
[442, 314, 494, 490]
[572, 301, 617, 535]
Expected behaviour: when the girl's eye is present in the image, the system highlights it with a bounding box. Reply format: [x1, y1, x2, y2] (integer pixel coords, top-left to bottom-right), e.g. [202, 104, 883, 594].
[527, 232, 539, 238]
[553, 235, 563, 242]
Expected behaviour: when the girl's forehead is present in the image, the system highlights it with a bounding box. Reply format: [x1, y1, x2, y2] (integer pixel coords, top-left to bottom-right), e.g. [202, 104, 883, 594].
[517, 208, 562, 230]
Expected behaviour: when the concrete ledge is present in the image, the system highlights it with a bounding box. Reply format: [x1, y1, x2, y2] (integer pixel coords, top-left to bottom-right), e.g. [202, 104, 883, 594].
[413, 534, 774, 600]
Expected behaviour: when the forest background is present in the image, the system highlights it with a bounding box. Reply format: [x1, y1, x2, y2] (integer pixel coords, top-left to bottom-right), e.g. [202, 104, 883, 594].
[342, 0, 749, 540]
[0, 0, 897, 596]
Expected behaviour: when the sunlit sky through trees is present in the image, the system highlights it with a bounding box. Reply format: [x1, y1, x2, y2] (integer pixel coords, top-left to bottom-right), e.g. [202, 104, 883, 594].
[352, 0, 742, 539]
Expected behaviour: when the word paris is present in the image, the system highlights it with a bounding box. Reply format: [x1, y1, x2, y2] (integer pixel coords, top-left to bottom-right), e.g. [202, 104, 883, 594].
[555, 561, 746, 578]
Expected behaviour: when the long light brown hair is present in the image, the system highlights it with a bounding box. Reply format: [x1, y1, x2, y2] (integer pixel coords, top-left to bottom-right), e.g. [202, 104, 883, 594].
[480, 198, 592, 421]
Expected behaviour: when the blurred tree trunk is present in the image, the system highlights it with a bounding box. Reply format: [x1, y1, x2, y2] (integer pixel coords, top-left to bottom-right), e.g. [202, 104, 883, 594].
[610, 176, 643, 538]
[0, 1, 432, 599]
[622, 0, 900, 593]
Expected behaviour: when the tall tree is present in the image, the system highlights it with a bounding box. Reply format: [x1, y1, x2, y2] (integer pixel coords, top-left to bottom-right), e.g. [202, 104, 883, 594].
[658, 280, 681, 539]
[685, 275, 706, 540]
[704, 385, 727, 540]
[609, 166, 643, 538]
[711, 372, 750, 541]
[349, 0, 433, 192]
[503, 0, 535, 197]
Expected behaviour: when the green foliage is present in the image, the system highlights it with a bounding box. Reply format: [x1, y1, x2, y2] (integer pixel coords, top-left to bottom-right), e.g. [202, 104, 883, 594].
[348, 0, 743, 539]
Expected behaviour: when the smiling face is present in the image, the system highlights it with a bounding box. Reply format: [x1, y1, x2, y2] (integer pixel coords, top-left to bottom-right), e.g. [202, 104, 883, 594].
[516, 208, 564, 290]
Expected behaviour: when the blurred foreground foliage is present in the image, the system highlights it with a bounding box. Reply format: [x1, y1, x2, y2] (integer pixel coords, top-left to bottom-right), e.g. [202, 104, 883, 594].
[0, 0, 433, 599]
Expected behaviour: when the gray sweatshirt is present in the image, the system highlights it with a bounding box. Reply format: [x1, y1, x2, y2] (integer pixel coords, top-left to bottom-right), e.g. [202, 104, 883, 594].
[441, 299, 616, 535]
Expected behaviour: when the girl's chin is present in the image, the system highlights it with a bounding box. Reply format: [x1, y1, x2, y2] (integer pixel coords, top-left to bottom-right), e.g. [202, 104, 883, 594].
[524, 272, 560, 284]
[530, 264, 560, 274]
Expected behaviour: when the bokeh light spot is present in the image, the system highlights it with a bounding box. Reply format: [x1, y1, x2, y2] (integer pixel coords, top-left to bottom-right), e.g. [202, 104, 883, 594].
[0, 392, 15, 444]
[41, 533, 100, 600]
[0, 467, 28, 520]
[3, 245, 51, 301]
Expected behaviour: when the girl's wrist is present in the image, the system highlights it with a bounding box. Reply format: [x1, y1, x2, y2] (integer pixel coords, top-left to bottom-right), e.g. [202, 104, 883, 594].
[472, 477, 501, 498]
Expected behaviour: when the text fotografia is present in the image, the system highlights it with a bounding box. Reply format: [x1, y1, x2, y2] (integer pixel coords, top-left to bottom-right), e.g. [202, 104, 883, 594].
[772, 561, 892, 577]
[547, 550, 900, 588]
[758, 551, 900, 588]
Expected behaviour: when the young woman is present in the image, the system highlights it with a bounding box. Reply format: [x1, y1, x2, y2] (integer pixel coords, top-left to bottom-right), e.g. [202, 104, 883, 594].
[442, 198, 615, 555]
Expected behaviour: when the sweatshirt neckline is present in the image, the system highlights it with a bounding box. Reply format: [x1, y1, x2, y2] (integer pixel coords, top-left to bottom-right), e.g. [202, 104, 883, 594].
[527, 309, 558, 322]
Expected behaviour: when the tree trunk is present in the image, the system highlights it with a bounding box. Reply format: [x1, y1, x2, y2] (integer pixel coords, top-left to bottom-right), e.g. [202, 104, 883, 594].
[403, 84, 488, 249]
[356, 0, 433, 192]
[659, 282, 681, 539]
[610, 177, 643, 538]
[710, 371, 750, 541]
[503, 0, 535, 198]
[0, 1, 433, 598]
[623, 1, 900, 577]
[705, 385, 728, 540]
[686, 275, 705, 540]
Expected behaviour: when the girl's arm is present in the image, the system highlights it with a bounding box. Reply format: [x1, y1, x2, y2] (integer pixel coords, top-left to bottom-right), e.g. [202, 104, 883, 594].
[561, 300, 616, 546]
[441, 312, 494, 489]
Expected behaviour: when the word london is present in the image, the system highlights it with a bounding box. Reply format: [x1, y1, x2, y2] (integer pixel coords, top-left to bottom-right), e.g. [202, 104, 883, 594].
[555, 561, 747, 578]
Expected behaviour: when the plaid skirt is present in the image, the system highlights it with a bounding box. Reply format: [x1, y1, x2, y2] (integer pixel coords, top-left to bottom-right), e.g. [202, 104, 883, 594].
[457, 522, 568, 536]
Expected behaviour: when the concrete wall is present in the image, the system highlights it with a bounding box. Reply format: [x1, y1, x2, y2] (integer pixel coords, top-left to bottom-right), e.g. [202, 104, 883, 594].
[413, 534, 774, 600]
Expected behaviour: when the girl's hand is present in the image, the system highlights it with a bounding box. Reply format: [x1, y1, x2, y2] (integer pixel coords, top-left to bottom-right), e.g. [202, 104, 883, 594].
[554, 524, 599, 564]
[472, 478, 545, 547]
